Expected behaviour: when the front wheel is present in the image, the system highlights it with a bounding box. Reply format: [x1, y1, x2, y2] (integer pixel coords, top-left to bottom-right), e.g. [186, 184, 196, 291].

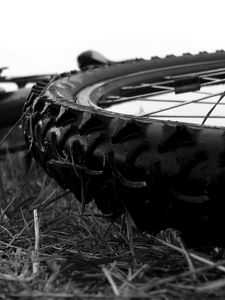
[23, 51, 225, 247]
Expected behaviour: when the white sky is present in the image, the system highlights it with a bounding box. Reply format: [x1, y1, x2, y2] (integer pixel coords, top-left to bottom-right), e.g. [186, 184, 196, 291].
[1, 0, 225, 76]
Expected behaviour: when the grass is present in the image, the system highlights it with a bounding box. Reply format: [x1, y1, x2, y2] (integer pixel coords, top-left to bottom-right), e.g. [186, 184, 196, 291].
[1, 128, 225, 299]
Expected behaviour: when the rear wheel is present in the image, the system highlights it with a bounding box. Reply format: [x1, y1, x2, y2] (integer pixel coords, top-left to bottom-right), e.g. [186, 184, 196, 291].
[0, 74, 51, 155]
[23, 51, 225, 247]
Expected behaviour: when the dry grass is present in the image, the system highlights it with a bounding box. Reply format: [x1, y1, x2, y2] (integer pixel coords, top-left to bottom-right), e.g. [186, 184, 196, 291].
[1, 129, 225, 299]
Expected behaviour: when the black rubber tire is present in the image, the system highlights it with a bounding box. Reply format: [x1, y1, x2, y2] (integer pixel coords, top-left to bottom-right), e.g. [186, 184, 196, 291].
[23, 51, 225, 247]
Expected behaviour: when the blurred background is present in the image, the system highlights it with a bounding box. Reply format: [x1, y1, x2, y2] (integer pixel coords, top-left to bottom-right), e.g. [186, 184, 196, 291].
[1, 0, 225, 76]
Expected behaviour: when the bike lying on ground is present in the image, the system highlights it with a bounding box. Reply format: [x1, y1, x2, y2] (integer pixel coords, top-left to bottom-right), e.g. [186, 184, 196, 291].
[4, 51, 225, 247]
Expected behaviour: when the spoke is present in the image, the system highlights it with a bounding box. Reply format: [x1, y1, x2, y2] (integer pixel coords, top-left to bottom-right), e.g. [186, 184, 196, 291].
[195, 91, 213, 96]
[202, 78, 225, 87]
[105, 95, 120, 99]
[141, 92, 225, 117]
[132, 98, 225, 106]
[102, 89, 172, 105]
[148, 115, 225, 119]
[202, 91, 225, 125]
[152, 85, 173, 90]
[122, 83, 152, 90]
[121, 80, 173, 90]
[203, 76, 219, 81]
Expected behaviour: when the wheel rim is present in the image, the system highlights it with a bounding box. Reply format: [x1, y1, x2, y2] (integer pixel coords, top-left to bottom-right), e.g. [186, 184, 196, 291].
[77, 66, 225, 127]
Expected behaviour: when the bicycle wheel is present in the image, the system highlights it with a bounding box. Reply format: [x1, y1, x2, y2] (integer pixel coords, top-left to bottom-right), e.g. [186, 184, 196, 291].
[23, 51, 225, 247]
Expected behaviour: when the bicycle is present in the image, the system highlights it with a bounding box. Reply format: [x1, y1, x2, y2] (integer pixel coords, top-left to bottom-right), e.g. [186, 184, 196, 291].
[6, 50, 225, 247]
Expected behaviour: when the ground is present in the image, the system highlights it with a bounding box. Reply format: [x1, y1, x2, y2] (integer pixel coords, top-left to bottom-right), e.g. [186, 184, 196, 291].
[1, 128, 225, 299]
